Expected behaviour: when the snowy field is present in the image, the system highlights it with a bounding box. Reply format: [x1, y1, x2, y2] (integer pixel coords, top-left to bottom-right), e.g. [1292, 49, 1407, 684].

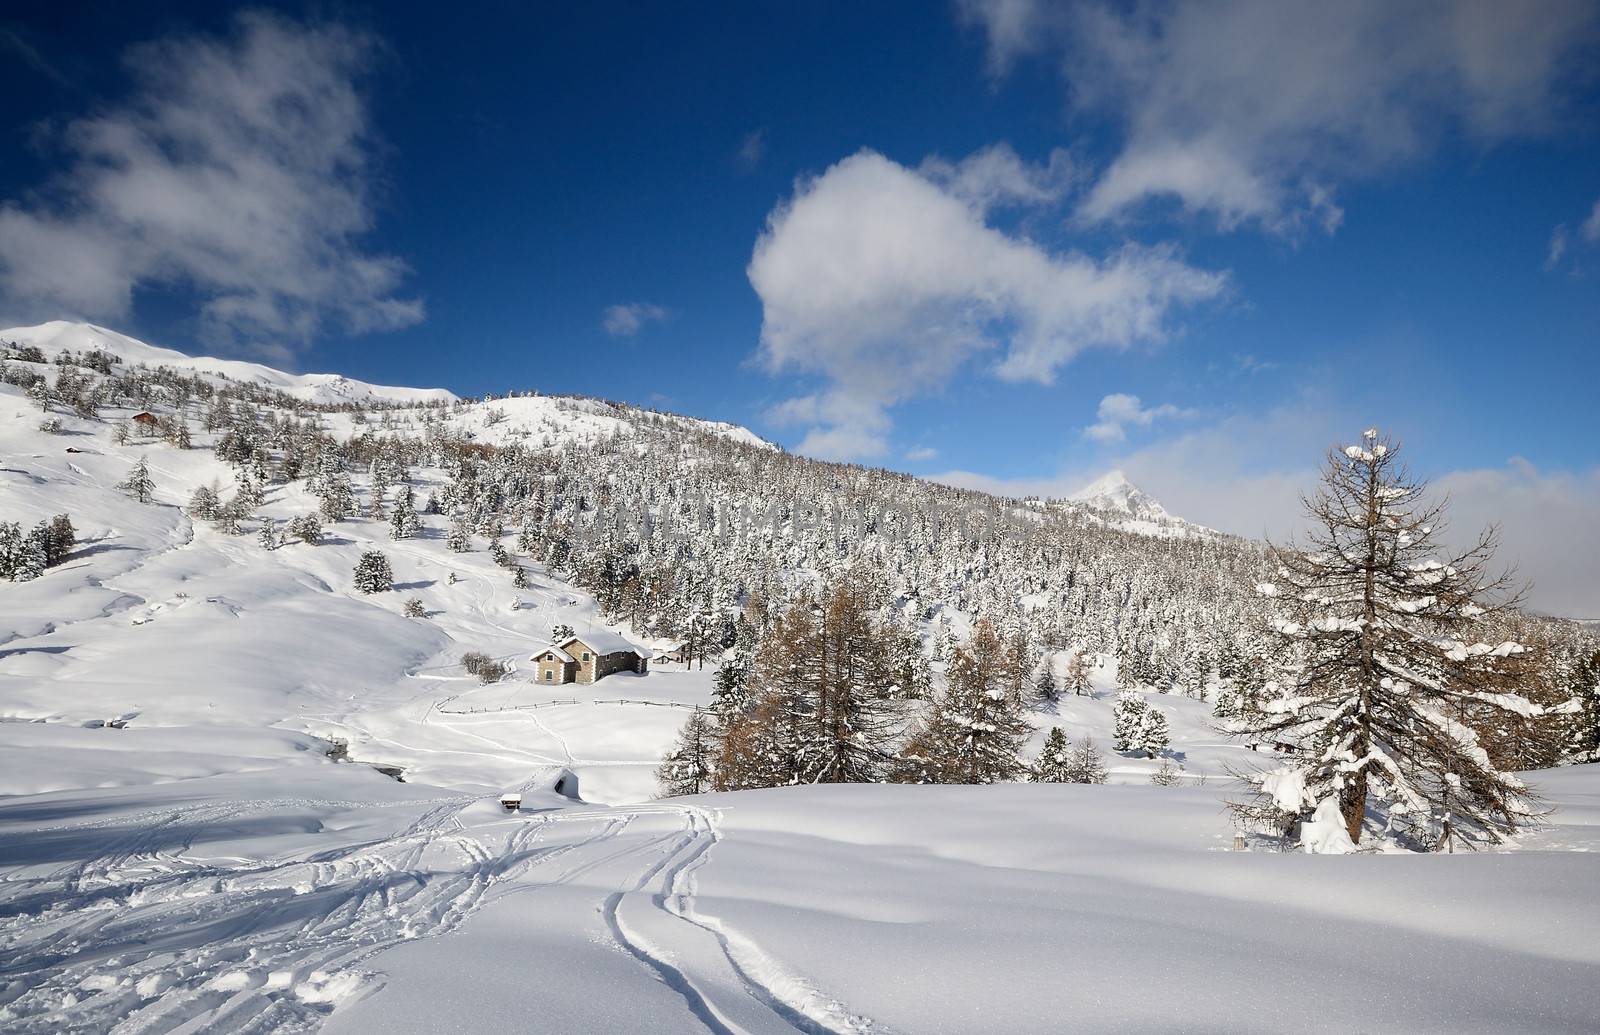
[4, 323, 1600, 1033]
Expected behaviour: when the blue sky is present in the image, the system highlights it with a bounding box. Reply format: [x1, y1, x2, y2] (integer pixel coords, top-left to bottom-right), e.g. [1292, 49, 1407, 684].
[2, 2, 1598, 611]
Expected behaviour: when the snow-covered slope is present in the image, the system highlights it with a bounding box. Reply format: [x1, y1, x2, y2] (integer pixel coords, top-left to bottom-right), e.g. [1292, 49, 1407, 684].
[2, 321, 459, 406]
[4, 325, 1597, 1034]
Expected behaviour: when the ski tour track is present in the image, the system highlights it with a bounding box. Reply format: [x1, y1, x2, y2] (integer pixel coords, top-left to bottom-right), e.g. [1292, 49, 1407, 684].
[0, 789, 880, 1034]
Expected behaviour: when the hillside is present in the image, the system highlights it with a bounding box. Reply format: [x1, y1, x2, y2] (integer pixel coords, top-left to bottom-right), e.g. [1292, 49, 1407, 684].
[3, 324, 1599, 1034]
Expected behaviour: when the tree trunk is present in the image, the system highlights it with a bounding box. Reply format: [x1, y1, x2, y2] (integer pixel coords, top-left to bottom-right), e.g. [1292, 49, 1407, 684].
[1340, 771, 1367, 843]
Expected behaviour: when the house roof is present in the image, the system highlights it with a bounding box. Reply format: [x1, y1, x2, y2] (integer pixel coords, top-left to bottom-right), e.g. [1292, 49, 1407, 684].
[533, 645, 575, 663]
[558, 628, 642, 657]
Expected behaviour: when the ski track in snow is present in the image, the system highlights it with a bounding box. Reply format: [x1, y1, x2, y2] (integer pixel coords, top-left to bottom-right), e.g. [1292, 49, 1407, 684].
[602, 804, 881, 1035]
[0, 792, 873, 1035]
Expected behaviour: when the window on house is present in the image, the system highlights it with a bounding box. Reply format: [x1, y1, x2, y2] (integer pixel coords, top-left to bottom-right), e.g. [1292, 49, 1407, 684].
[581, 652, 591, 662]
[544, 670, 553, 682]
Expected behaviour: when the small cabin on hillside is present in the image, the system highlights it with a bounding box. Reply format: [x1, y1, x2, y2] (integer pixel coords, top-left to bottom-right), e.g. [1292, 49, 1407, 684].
[131, 411, 159, 427]
[532, 630, 647, 686]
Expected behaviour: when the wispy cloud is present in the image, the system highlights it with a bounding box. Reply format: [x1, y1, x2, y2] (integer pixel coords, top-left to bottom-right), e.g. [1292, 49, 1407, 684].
[601, 302, 669, 337]
[736, 129, 768, 172]
[0, 12, 422, 361]
[905, 445, 939, 462]
[961, 0, 1600, 234]
[748, 148, 1224, 461]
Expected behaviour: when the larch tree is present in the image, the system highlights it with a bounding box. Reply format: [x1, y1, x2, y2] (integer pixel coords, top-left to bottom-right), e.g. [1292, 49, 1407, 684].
[1235, 429, 1554, 852]
[657, 706, 717, 797]
[723, 581, 906, 786]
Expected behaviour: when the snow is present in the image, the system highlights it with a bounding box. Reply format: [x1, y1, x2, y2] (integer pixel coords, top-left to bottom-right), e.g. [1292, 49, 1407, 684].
[5, 324, 1600, 1033]
[3, 321, 458, 406]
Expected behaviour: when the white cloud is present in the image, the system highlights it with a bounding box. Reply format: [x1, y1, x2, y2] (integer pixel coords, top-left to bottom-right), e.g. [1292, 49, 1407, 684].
[601, 302, 669, 338]
[1545, 224, 1570, 271]
[0, 12, 422, 358]
[919, 143, 1077, 215]
[962, 0, 1600, 233]
[747, 149, 1224, 460]
[905, 446, 940, 462]
[1083, 392, 1192, 443]
[1584, 198, 1600, 243]
[737, 129, 767, 171]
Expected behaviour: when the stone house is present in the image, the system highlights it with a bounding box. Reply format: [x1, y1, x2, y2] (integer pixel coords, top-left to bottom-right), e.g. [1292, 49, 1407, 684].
[532, 630, 648, 686]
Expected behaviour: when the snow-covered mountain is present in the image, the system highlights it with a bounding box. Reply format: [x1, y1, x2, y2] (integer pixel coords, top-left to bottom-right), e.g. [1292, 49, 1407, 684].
[1068, 469, 1171, 522]
[3, 321, 459, 406]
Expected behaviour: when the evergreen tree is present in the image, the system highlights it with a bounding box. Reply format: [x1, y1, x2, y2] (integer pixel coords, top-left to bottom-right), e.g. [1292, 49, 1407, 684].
[657, 707, 718, 796]
[188, 484, 220, 519]
[1032, 663, 1060, 709]
[1112, 689, 1148, 753]
[290, 513, 323, 545]
[899, 619, 1031, 784]
[403, 597, 426, 618]
[44, 514, 75, 566]
[512, 566, 530, 589]
[118, 456, 155, 504]
[0, 522, 23, 580]
[446, 514, 471, 553]
[353, 551, 394, 593]
[1138, 705, 1171, 758]
[257, 518, 279, 551]
[710, 658, 752, 723]
[318, 474, 356, 523]
[1235, 429, 1550, 850]
[389, 485, 420, 540]
[17, 525, 48, 581]
[1032, 727, 1072, 782]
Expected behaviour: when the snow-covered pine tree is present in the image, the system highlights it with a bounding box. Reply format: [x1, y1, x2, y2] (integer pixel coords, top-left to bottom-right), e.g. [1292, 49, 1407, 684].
[1112, 689, 1147, 753]
[16, 525, 48, 581]
[290, 513, 323, 545]
[899, 619, 1031, 784]
[1032, 727, 1072, 782]
[389, 485, 420, 540]
[0, 522, 23, 581]
[403, 597, 426, 618]
[318, 474, 356, 523]
[257, 518, 278, 551]
[1064, 737, 1110, 784]
[445, 514, 471, 553]
[119, 456, 155, 504]
[353, 551, 393, 594]
[512, 566, 530, 589]
[188, 484, 220, 519]
[710, 658, 752, 723]
[43, 514, 74, 566]
[1138, 705, 1171, 758]
[657, 707, 717, 797]
[1032, 663, 1060, 709]
[1235, 429, 1550, 851]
